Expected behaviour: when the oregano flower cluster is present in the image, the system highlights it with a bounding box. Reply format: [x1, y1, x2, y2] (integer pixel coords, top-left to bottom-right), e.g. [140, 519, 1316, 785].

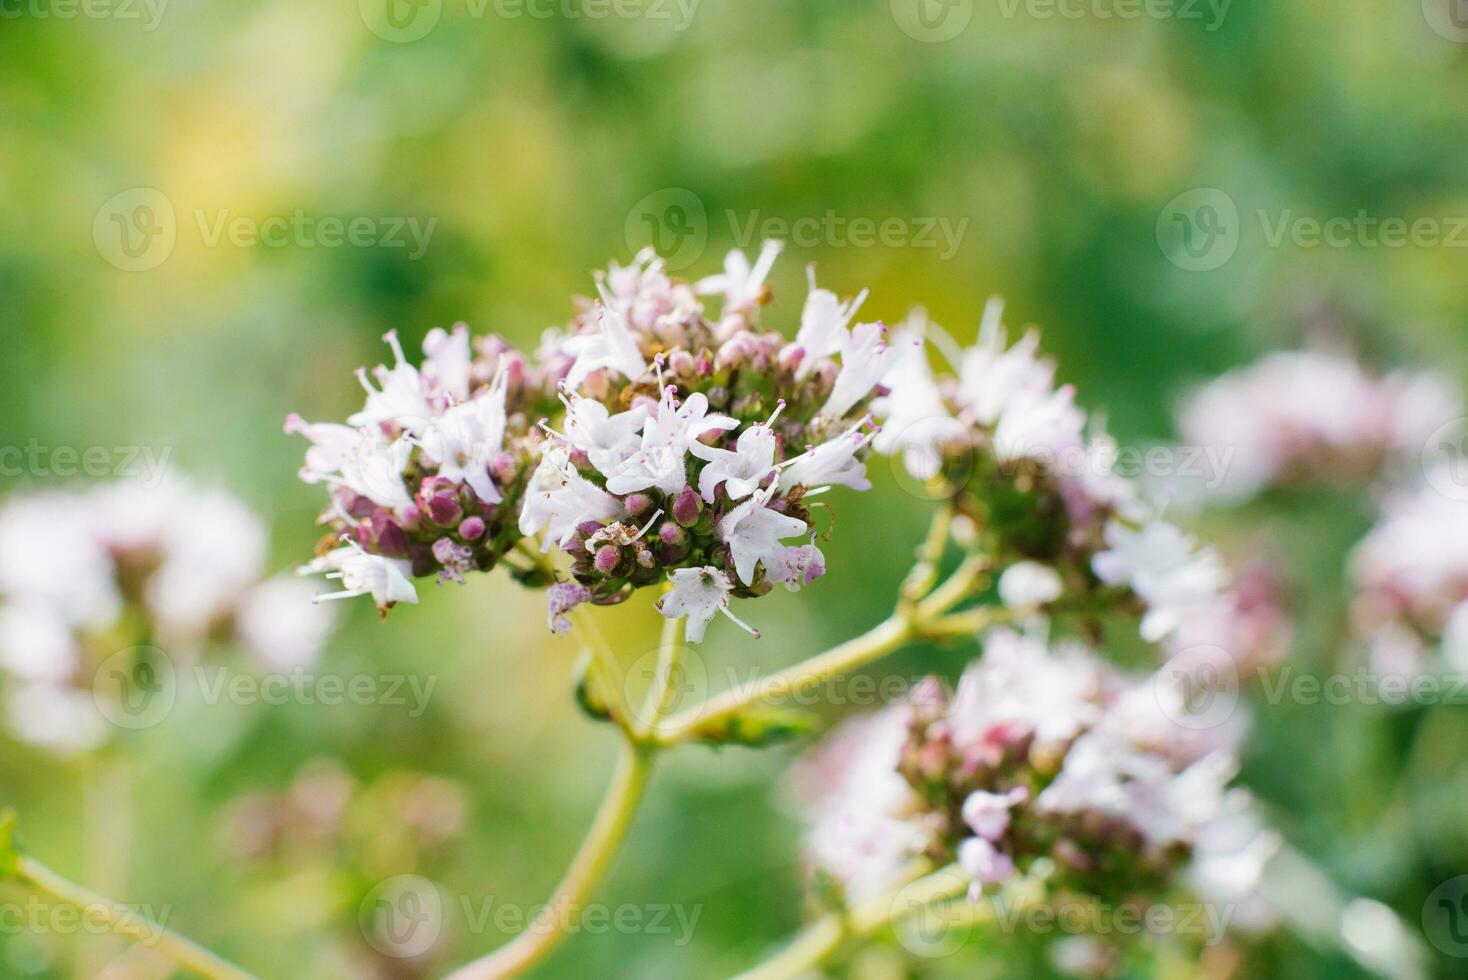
[292, 243, 895, 642]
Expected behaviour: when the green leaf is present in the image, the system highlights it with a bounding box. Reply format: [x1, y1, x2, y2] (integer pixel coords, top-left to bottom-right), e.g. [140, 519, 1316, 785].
[571, 650, 615, 724]
[691, 707, 823, 747]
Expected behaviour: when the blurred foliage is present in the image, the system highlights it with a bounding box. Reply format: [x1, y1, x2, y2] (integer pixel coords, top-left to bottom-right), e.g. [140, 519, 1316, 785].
[2, 1, 1468, 977]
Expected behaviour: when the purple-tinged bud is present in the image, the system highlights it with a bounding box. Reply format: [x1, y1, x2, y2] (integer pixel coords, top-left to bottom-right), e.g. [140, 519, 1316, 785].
[668, 350, 696, 376]
[373, 516, 410, 558]
[427, 492, 462, 527]
[594, 545, 621, 575]
[778, 342, 805, 372]
[918, 736, 950, 783]
[672, 486, 702, 527]
[624, 493, 655, 518]
[399, 503, 423, 532]
[909, 676, 949, 723]
[658, 523, 690, 564]
[696, 355, 714, 376]
[490, 452, 518, 485]
[458, 516, 486, 541]
[1051, 839, 1092, 874]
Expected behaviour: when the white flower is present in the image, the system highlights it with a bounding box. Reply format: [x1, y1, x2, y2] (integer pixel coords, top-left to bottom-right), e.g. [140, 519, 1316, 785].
[777, 420, 875, 494]
[871, 313, 959, 481]
[0, 600, 79, 684]
[691, 419, 778, 502]
[519, 447, 624, 549]
[284, 414, 362, 485]
[962, 786, 1028, 841]
[656, 566, 758, 642]
[7, 682, 108, 754]
[0, 494, 121, 629]
[349, 330, 434, 435]
[997, 561, 1063, 611]
[955, 303, 1056, 426]
[764, 536, 826, 591]
[1176, 349, 1462, 502]
[559, 392, 647, 478]
[300, 540, 418, 610]
[958, 836, 1015, 888]
[334, 431, 415, 511]
[604, 387, 736, 496]
[234, 577, 338, 670]
[1093, 520, 1227, 643]
[792, 268, 868, 380]
[821, 321, 898, 420]
[719, 488, 809, 586]
[564, 289, 649, 389]
[420, 369, 509, 504]
[420, 323, 472, 402]
[993, 383, 1086, 464]
[697, 241, 783, 314]
[946, 629, 1109, 747]
[1352, 474, 1468, 626]
[1188, 794, 1280, 933]
[792, 708, 926, 901]
[144, 487, 268, 643]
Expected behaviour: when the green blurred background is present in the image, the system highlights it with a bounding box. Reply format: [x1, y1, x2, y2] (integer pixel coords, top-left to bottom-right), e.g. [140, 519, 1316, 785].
[4, 1, 1468, 976]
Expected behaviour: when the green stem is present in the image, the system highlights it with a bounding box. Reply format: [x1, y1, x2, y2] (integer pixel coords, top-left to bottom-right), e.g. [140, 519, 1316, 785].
[443, 740, 654, 980]
[638, 614, 686, 738]
[653, 614, 916, 746]
[733, 865, 968, 980]
[10, 856, 257, 980]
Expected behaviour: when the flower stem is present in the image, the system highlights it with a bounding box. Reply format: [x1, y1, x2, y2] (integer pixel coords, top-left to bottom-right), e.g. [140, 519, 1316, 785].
[9, 855, 258, 980]
[733, 864, 968, 980]
[444, 740, 655, 980]
[446, 615, 685, 980]
[638, 614, 686, 738]
[653, 613, 915, 746]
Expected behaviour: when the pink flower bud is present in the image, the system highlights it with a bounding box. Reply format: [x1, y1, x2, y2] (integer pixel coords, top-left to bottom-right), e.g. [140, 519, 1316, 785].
[672, 486, 703, 527]
[594, 545, 620, 575]
[426, 492, 462, 527]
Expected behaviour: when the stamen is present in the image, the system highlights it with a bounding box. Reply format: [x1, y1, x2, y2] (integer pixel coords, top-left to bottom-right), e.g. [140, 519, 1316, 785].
[354, 367, 378, 397]
[382, 329, 408, 367]
[538, 419, 571, 443]
[632, 509, 665, 541]
[719, 604, 762, 639]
